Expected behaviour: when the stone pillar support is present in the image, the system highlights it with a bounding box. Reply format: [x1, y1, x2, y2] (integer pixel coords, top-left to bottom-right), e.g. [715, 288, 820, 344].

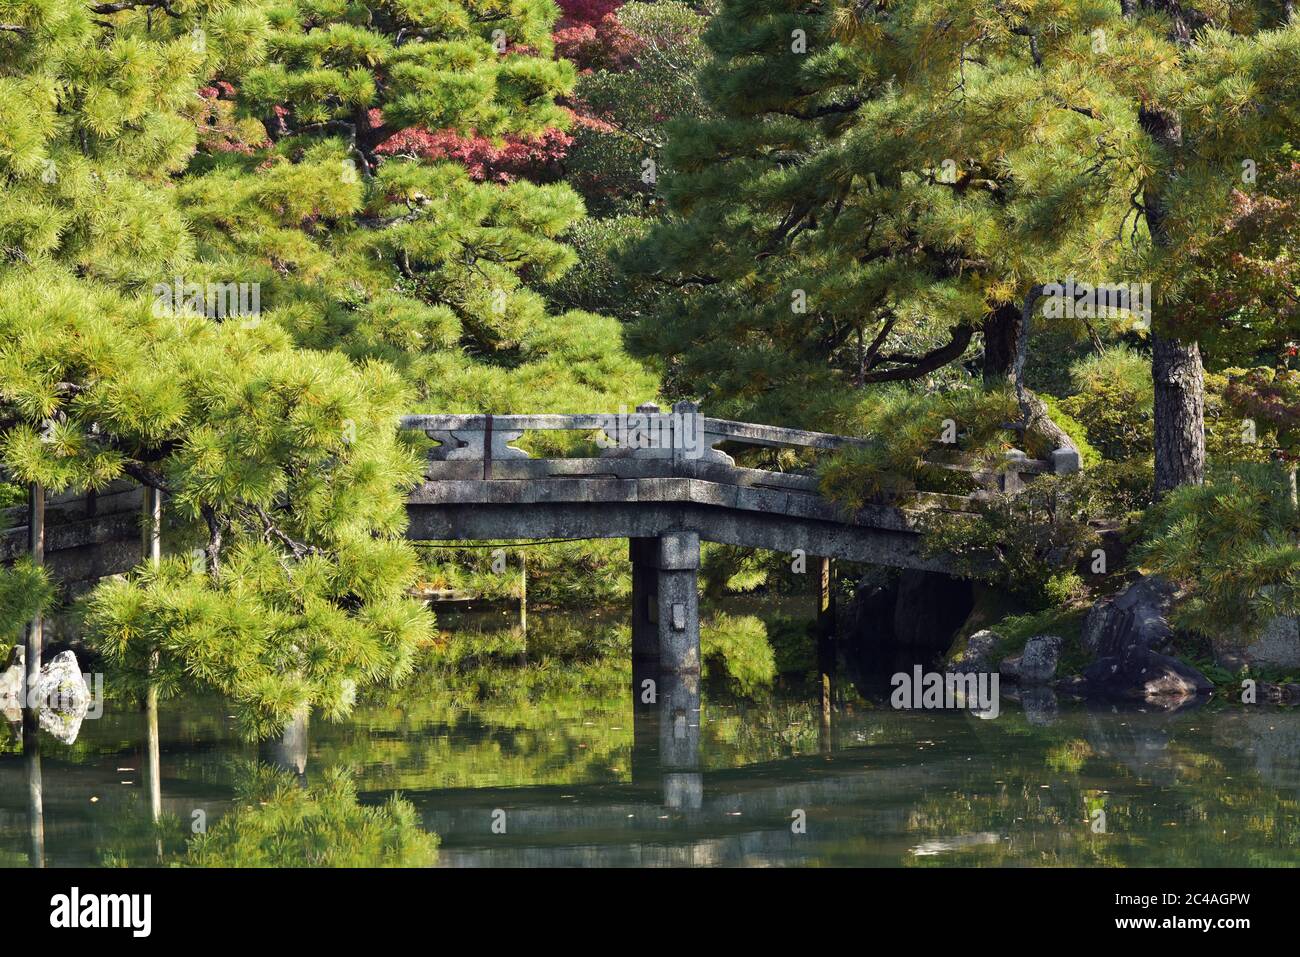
[629, 531, 700, 672]
[653, 531, 700, 674]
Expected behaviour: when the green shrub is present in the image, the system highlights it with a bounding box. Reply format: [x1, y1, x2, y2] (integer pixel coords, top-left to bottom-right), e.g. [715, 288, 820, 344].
[1136, 463, 1300, 638]
[186, 764, 438, 867]
[0, 558, 54, 641]
[765, 615, 816, 676]
[544, 216, 661, 318]
[923, 454, 1162, 605]
[0, 482, 24, 509]
[1044, 571, 1087, 606]
[1058, 346, 1152, 462]
[1205, 369, 1280, 468]
[818, 386, 1022, 508]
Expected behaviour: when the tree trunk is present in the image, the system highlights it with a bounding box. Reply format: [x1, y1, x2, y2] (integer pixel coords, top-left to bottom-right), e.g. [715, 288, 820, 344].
[1129, 1, 1208, 499]
[982, 301, 1022, 385]
[1151, 332, 1206, 496]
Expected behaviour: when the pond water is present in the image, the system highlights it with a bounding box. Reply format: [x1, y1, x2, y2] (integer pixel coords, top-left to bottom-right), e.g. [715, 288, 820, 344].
[2, 610, 1299, 867]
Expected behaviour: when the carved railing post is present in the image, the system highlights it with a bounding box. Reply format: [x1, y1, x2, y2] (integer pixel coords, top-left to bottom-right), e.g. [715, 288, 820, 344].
[1050, 447, 1081, 475]
[671, 400, 696, 473]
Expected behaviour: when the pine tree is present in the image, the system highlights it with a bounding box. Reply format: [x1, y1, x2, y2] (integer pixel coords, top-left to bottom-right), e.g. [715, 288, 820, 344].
[1, 0, 659, 734]
[624, 0, 1035, 426]
[630, 0, 1300, 495]
[184, 0, 658, 412]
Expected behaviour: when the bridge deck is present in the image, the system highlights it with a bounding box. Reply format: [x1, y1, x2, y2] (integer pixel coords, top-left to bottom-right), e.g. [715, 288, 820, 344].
[401, 402, 1078, 570]
[407, 475, 956, 568]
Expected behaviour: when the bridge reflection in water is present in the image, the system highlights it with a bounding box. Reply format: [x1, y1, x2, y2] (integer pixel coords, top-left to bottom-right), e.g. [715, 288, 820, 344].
[8, 684, 1300, 867]
[380, 662, 945, 868]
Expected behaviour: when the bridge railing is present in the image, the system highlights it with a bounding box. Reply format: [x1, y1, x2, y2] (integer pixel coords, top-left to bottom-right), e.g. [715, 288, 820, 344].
[399, 401, 1079, 508]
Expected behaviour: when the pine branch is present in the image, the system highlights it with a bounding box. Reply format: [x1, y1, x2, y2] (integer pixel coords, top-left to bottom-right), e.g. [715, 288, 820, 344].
[201, 504, 224, 583]
[858, 322, 975, 383]
[250, 505, 322, 561]
[120, 462, 172, 494]
[772, 94, 866, 121]
[91, 0, 180, 14]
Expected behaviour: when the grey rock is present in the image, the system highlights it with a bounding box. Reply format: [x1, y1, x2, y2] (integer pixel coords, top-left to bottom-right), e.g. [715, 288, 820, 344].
[1019, 686, 1059, 726]
[1220, 615, 1300, 671]
[948, 629, 1000, 674]
[1019, 635, 1062, 684]
[1082, 648, 1213, 703]
[33, 651, 91, 744]
[1082, 575, 1176, 659]
[0, 645, 23, 716]
[999, 635, 1062, 686]
[1259, 681, 1300, 705]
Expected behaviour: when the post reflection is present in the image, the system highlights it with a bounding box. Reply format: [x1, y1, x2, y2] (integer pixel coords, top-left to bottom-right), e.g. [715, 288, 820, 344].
[24, 724, 43, 868]
[144, 695, 162, 860]
[260, 709, 310, 787]
[631, 665, 702, 810]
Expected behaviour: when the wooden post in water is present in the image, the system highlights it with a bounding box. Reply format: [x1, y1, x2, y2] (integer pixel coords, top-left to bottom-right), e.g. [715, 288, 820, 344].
[519, 550, 527, 634]
[23, 482, 44, 738]
[143, 487, 163, 849]
[517, 549, 528, 665]
[816, 556, 835, 737]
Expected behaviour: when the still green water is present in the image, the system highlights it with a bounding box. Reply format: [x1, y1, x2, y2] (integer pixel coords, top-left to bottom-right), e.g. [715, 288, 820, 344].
[2, 624, 1298, 867]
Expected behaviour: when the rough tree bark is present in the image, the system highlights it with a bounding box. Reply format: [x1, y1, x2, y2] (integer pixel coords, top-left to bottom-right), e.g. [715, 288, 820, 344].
[982, 301, 1023, 385]
[1151, 333, 1206, 494]
[1013, 286, 1081, 459]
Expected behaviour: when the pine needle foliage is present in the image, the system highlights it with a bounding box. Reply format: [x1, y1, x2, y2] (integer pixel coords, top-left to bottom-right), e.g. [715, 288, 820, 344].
[0, 557, 53, 642]
[818, 385, 1022, 508]
[1136, 463, 1300, 637]
[1, 0, 657, 733]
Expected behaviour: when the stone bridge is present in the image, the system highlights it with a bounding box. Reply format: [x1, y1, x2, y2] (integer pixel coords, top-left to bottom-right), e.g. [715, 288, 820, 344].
[1, 403, 1076, 674]
[400, 402, 1079, 673]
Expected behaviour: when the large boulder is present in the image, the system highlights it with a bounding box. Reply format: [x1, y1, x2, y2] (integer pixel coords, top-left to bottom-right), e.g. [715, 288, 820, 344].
[32, 651, 91, 744]
[947, 629, 1000, 674]
[999, 635, 1062, 685]
[1218, 616, 1300, 672]
[1081, 575, 1177, 659]
[1082, 648, 1213, 703]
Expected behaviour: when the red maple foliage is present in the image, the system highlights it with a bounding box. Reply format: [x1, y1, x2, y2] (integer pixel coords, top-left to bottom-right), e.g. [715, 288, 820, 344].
[370, 0, 638, 181]
[375, 123, 574, 183]
[554, 15, 640, 71]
